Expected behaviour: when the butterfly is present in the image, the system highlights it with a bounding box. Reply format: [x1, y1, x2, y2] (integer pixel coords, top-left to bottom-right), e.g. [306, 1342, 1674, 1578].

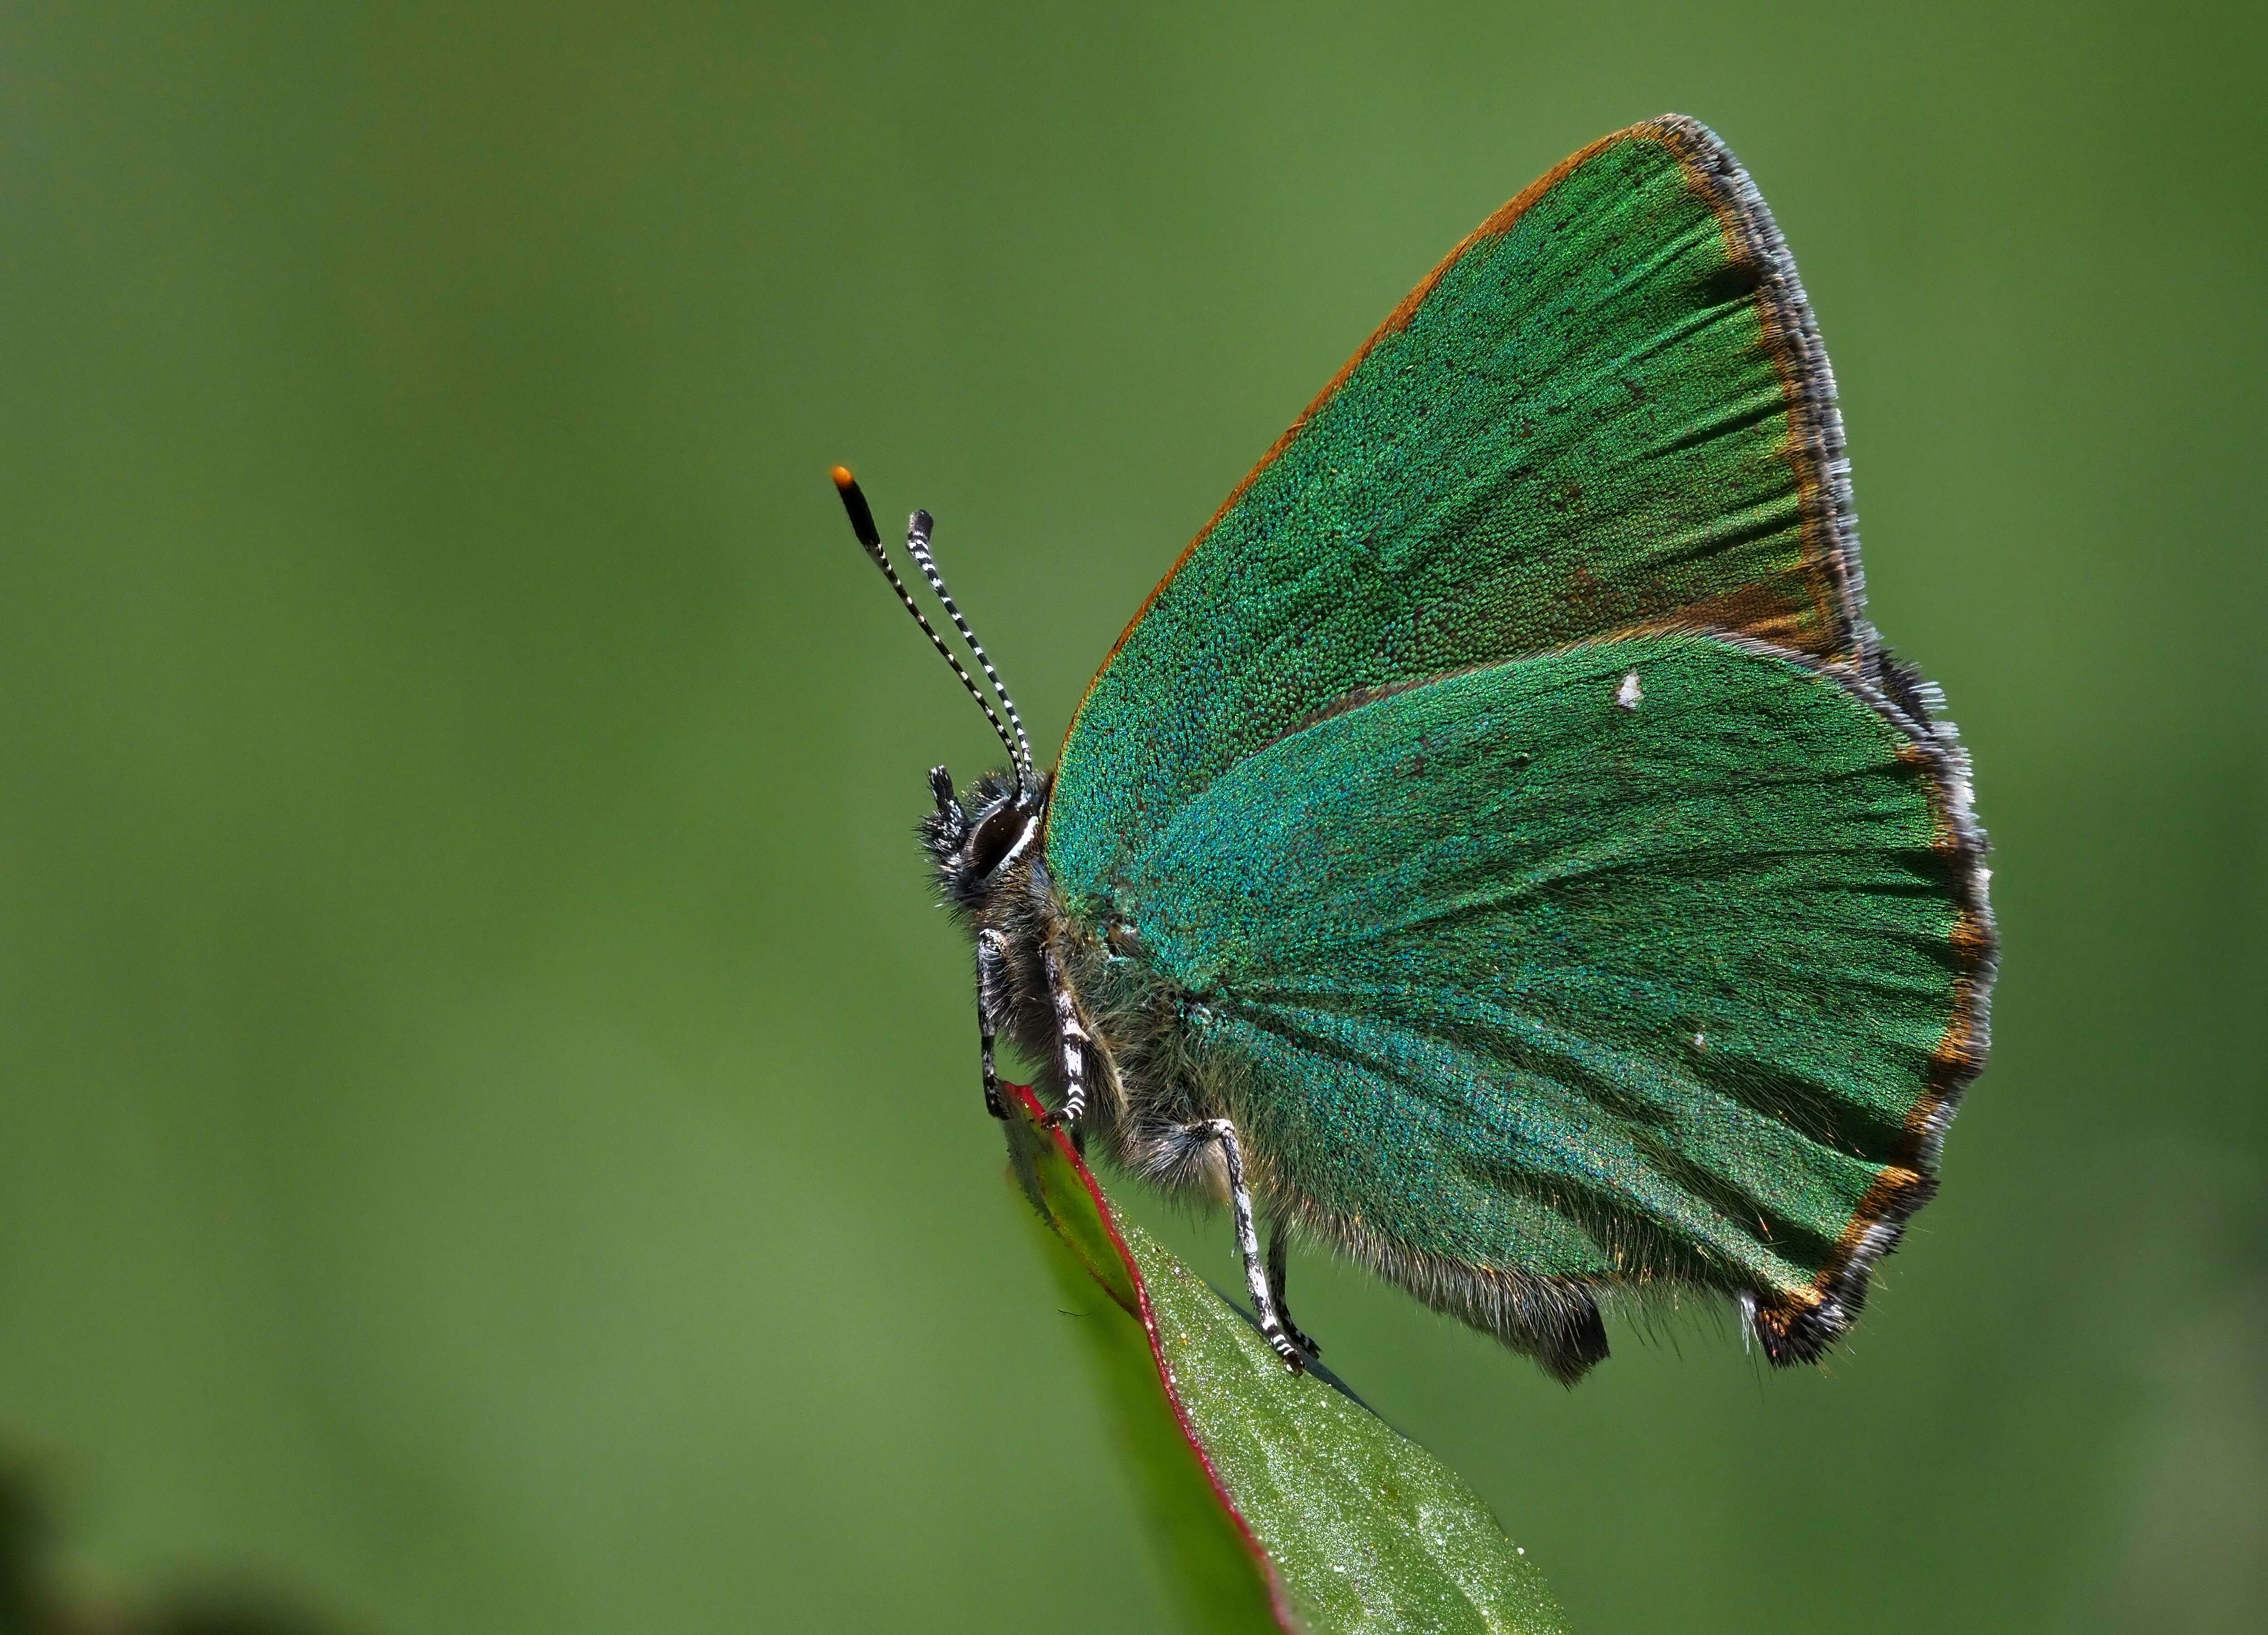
[832, 114, 1995, 1383]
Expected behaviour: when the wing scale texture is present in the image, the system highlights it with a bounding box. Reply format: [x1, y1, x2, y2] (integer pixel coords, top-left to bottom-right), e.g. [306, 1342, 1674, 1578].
[1043, 115, 1994, 1367]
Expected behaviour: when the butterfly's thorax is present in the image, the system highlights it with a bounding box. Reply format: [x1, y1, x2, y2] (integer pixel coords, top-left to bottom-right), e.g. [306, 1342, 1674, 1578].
[925, 766, 1249, 1203]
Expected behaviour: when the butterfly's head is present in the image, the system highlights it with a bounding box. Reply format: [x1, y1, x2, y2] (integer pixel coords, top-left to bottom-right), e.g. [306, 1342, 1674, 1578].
[921, 763, 1048, 912]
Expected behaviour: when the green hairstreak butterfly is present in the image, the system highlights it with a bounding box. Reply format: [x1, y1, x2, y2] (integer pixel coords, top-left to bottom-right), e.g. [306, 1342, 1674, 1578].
[832, 114, 1994, 1382]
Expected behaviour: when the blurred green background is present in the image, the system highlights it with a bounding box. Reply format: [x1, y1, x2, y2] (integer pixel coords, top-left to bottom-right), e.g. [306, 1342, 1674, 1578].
[3, 3, 2262, 1630]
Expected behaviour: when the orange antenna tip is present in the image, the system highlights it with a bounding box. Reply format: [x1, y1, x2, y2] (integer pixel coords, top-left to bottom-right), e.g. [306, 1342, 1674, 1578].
[831, 465, 882, 548]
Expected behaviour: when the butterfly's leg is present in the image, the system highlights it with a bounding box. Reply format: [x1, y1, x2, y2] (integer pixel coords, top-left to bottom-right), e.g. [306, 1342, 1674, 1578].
[975, 928, 1010, 1121]
[1195, 1119, 1306, 1373]
[1266, 1221, 1321, 1359]
[1042, 942, 1089, 1146]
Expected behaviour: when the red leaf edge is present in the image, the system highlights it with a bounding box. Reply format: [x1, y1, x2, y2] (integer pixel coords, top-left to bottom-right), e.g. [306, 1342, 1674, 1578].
[1003, 1081, 1301, 1635]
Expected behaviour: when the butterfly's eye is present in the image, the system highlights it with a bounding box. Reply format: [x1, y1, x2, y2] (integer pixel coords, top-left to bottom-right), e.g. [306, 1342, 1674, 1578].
[966, 802, 1029, 878]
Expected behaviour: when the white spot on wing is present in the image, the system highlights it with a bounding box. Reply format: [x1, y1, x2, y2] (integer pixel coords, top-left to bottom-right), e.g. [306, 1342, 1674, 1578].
[1615, 670, 1643, 710]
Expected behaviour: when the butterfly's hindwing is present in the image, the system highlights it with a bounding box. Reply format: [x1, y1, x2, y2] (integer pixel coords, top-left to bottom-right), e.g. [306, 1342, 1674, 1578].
[1114, 633, 1988, 1353]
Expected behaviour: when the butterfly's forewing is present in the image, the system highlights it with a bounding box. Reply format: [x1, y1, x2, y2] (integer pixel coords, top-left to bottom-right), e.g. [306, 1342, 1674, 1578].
[1116, 633, 1990, 1358]
[1050, 116, 1874, 910]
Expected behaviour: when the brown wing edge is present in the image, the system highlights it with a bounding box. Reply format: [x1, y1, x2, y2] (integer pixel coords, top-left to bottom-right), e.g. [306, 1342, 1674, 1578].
[1647, 115, 1896, 689]
[1714, 635, 1997, 1365]
[1640, 124, 1997, 1364]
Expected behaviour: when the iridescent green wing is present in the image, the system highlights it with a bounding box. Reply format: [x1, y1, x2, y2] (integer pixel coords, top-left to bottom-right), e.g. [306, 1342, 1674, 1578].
[1117, 634, 1992, 1374]
[1050, 115, 1889, 910]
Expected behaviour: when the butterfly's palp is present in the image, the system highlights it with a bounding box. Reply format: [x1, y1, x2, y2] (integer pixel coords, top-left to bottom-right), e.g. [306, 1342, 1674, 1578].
[928, 764, 968, 847]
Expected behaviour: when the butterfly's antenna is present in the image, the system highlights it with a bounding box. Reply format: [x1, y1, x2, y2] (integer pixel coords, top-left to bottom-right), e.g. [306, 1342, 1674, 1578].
[831, 467, 1025, 783]
[899, 508, 1036, 788]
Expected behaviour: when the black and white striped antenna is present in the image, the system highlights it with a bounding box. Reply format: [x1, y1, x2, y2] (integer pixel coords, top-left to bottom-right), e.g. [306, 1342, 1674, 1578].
[899, 507, 1035, 787]
[831, 467, 1034, 788]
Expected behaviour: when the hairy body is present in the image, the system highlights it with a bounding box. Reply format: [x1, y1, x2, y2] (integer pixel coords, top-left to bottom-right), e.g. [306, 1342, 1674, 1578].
[928, 762, 1609, 1379]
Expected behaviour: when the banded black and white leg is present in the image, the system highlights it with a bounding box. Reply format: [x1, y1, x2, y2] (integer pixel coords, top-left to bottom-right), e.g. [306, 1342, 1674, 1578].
[1042, 942, 1090, 1143]
[975, 927, 1010, 1120]
[1194, 1118, 1308, 1372]
[1266, 1221, 1320, 1360]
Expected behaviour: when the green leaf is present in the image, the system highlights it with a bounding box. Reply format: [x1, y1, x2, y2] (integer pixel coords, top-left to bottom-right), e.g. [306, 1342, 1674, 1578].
[1002, 1086, 1567, 1635]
